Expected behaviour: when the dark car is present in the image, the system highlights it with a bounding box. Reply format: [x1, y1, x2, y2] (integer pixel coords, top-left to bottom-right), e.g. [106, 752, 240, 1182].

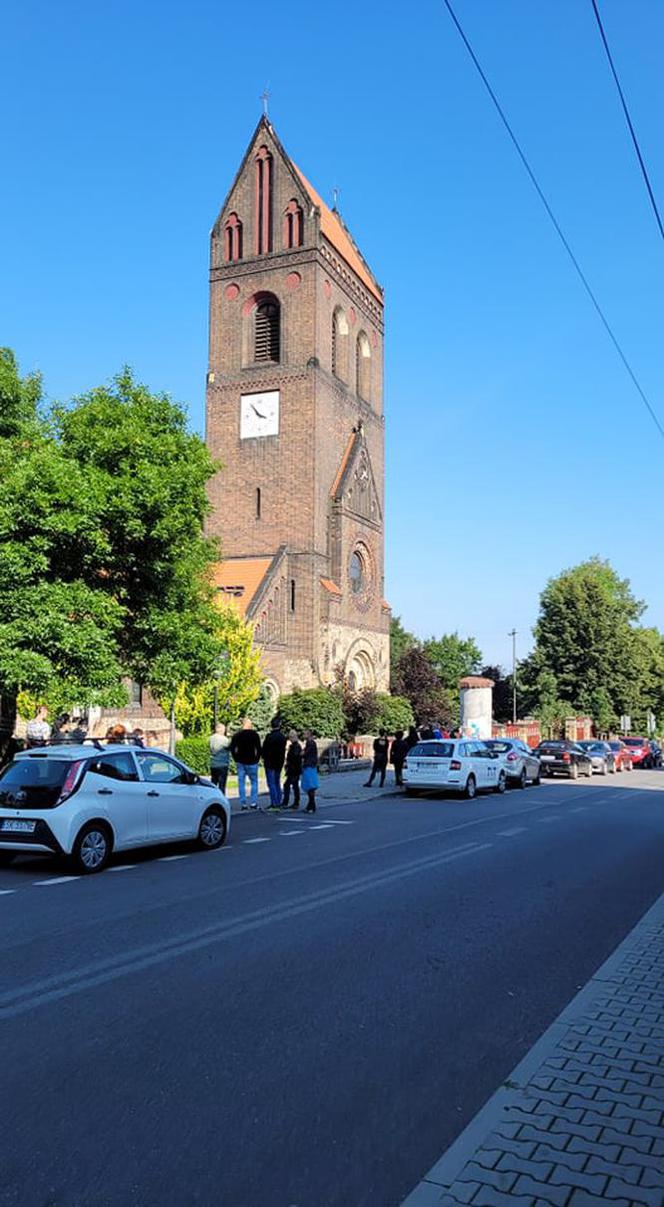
[533, 740, 593, 780]
[648, 741, 662, 769]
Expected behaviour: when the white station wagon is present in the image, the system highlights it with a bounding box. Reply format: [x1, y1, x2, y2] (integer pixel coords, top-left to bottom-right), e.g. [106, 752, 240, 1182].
[0, 743, 231, 874]
[403, 739, 507, 799]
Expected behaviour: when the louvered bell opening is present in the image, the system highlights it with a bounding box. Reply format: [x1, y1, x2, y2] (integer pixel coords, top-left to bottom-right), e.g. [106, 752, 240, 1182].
[255, 302, 280, 362]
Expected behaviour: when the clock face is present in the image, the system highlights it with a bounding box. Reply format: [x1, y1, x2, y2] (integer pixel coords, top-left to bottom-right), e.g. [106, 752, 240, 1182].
[240, 390, 279, 439]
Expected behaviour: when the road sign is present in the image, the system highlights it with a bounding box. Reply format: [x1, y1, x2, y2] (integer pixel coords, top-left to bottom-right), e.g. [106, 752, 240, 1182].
[620, 715, 631, 733]
[647, 712, 656, 735]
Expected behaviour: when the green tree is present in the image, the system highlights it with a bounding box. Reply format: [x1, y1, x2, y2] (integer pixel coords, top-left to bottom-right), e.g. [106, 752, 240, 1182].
[278, 688, 344, 738]
[392, 647, 453, 727]
[168, 606, 263, 736]
[423, 632, 482, 713]
[531, 668, 568, 739]
[373, 693, 414, 734]
[480, 664, 512, 723]
[390, 615, 417, 681]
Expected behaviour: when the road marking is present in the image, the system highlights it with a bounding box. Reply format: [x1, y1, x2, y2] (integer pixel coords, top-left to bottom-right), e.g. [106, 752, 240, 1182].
[320, 819, 354, 825]
[279, 829, 305, 836]
[0, 889, 16, 896]
[243, 837, 271, 844]
[498, 827, 526, 837]
[109, 864, 137, 872]
[158, 855, 189, 862]
[309, 824, 334, 830]
[33, 876, 81, 886]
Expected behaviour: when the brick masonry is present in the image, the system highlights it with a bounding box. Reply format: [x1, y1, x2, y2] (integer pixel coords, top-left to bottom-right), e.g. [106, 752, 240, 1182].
[403, 891, 664, 1206]
[205, 117, 390, 697]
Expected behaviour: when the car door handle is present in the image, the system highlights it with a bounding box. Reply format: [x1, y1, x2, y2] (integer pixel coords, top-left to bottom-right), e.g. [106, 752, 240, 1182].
[97, 788, 113, 795]
[147, 790, 160, 797]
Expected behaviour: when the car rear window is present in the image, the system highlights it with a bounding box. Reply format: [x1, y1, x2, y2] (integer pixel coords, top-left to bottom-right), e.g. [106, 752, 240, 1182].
[485, 741, 511, 753]
[539, 742, 563, 750]
[408, 742, 455, 759]
[623, 738, 643, 747]
[0, 756, 71, 808]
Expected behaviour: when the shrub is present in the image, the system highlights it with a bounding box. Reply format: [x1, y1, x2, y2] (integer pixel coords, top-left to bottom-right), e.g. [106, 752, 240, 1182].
[176, 735, 211, 775]
[278, 687, 344, 738]
[374, 694, 414, 734]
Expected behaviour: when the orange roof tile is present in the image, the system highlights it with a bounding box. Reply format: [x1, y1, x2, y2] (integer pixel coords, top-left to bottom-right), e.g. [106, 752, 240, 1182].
[320, 577, 342, 597]
[294, 166, 383, 303]
[330, 429, 359, 498]
[212, 558, 273, 618]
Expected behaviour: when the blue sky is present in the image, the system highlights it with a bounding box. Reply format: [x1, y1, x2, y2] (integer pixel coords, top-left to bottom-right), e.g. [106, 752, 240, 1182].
[3, 0, 663, 670]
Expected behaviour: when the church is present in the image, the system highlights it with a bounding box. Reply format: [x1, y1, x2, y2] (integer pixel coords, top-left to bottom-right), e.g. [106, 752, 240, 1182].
[206, 116, 390, 702]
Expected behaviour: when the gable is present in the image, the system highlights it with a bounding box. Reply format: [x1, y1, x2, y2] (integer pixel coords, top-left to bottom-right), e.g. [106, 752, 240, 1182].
[212, 116, 311, 239]
[331, 428, 382, 527]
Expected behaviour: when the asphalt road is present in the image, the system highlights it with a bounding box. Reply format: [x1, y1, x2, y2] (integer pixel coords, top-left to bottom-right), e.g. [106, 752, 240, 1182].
[2, 769, 663, 1207]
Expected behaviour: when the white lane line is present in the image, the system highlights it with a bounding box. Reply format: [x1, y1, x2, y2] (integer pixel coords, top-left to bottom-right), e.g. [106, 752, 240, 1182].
[158, 855, 189, 862]
[309, 824, 335, 830]
[320, 820, 354, 825]
[109, 864, 137, 872]
[243, 837, 271, 845]
[0, 889, 16, 896]
[498, 827, 526, 837]
[538, 816, 560, 823]
[33, 876, 81, 886]
[279, 829, 305, 836]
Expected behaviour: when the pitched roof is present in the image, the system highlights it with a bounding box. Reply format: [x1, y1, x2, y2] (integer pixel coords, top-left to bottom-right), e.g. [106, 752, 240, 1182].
[320, 577, 342, 597]
[330, 429, 359, 499]
[293, 165, 383, 303]
[212, 558, 273, 618]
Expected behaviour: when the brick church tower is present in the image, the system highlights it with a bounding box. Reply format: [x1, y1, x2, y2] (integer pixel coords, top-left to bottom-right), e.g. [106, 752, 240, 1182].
[206, 116, 390, 699]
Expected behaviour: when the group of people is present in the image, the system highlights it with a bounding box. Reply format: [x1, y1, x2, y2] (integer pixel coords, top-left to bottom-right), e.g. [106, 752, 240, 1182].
[24, 706, 155, 750]
[365, 721, 459, 788]
[209, 717, 320, 813]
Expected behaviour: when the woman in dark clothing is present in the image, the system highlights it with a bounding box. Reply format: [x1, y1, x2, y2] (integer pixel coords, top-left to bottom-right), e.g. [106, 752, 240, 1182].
[282, 730, 303, 809]
[406, 725, 419, 751]
[390, 729, 409, 786]
[301, 730, 319, 813]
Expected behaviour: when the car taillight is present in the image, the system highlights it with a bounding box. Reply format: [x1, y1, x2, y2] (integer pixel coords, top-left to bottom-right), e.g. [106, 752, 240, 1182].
[506, 752, 518, 761]
[562, 753, 571, 763]
[450, 759, 462, 770]
[56, 759, 85, 804]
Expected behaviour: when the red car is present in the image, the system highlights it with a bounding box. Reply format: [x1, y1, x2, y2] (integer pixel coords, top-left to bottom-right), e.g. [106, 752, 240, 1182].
[608, 740, 633, 771]
[621, 737, 651, 768]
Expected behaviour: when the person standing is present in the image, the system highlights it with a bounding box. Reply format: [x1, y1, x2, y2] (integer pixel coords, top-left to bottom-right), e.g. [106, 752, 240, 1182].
[282, 730, 303, 809]
[406, 725, 419, 751]
[365, 729, 389, 787]
[262, 717, 287, 811]
[302, 730, 319, 813]
[390, 729, 409, 787]
[209, 722, 231, 794]
[26, 704, 51, 748]
[230, 718, 262, 811]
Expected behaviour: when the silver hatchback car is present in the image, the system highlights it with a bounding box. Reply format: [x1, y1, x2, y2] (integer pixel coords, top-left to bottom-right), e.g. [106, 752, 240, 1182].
[483, 739, 541, 788]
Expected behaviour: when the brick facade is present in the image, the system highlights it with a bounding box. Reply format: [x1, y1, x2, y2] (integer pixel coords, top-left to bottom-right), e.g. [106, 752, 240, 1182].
[206, 117, 390, 696]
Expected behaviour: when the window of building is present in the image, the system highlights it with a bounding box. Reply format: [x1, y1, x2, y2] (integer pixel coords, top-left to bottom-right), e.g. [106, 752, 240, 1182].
[254, 298, 280, 362]
[255, 145, 273, 254]
[130, 680, 143, 706]
[290, 579, 296, 612]
[356, 331, 371, 400]
[349, 550, 365, 594]
[332, 307, 349, 380]
[224, 212, 243, 262]
[256, 487, 261, 519]
[283, 199, 303, 249]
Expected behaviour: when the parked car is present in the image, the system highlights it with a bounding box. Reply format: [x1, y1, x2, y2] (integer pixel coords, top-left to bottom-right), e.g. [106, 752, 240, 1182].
[647, 741, 662, 769]
[577, 741, 616, 775]
[533, 740, 593, 779]
[607, 740, 633, 771]
[483, 739, 541, 788]
[0, 743, 231, 873]
[402, 739, 507, 799]
[621, 737, 652, 768]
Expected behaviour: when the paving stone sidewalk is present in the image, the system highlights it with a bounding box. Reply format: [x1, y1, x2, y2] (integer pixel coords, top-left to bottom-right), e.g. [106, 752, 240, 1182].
[404, 892, 664, 1207]
[228, 764, 399, 815]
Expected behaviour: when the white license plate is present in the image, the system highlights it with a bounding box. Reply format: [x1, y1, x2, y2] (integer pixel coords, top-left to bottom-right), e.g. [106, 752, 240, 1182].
[1, 819, 36, 833]
[541, 755, 555, 762]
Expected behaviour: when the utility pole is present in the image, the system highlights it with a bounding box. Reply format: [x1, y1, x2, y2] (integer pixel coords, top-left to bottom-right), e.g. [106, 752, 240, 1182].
[508, 629, 517, 724]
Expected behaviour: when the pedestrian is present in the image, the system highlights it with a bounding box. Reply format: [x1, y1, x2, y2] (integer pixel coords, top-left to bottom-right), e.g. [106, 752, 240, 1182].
[406, 725, 419, 752]
[432, 723, 443, 739]
[111, 724, 127, 744]
[302, 730, 319, 813]
[52, 713, 73, 742]
[420, 722, 434, 741]
[390, 729, 409, 787]
[230, 717, 262, 811]
[365, 728, 389, 787]
[282, 730, 303, 809]
[262, 717, 287, 811]
[70, 715, 88, 743]
[209, 722, 231, 794]
[130, 727, 146, 748]
[26, 704, 51, 748]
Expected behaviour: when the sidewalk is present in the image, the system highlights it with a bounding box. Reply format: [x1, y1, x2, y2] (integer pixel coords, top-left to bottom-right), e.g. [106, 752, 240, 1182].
[227, 764, 400, 815]
[404, 892, 664, 1206]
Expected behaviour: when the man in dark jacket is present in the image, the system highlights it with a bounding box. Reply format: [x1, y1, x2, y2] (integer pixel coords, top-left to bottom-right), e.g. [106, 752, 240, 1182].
[230, 718, 262, 811]
[365, 729, 390, 788]
[390, 729, 409, 787]
[262, 717, 288, 811]
[282, 730, 303, 809]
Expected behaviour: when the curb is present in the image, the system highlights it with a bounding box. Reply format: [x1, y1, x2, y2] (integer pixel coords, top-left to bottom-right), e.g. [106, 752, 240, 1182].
[402, 888, 664, 1203]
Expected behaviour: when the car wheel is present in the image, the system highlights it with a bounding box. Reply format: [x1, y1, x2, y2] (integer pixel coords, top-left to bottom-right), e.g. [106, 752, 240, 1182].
[198, 806, 227, 850]
[71, 822, 112, 874]
[570, 763, 578, 780]
[532, 767, 541, 785]
[464, 774, 477, 800]
[0, 851, 16, 866]
[586, 762, 593, 778]
[494, 770, 507, 794]
[609, 761, 616, 774]
[599, 761, 606, 776]
[517, 767, 527, 790]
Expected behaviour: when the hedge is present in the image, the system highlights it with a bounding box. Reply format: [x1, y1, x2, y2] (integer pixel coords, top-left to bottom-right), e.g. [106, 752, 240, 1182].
[278, 688, 344, 739]
[176, 736, 212, 775]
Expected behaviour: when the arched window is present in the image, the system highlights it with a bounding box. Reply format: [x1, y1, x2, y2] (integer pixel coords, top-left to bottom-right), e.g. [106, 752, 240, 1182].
[224, 212, 242, 262]
[254, 295, 280, 362]
[256, 487, 261, 519]
[356, 331, 371, 401]
[255, 145, 273, 254]
[283, 199, 303, 249]
[332, 307, 349, 380]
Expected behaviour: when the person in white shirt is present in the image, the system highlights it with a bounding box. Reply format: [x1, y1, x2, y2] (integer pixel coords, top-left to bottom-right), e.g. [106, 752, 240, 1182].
[26, 705, 51, 747]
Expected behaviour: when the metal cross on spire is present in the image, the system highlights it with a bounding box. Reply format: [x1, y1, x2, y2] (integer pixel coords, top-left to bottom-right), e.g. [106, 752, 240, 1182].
[332, 186, 339, 210]
[260, 88, 270, 117]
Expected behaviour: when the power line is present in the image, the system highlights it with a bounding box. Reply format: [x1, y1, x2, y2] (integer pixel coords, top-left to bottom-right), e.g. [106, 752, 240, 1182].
[589, 0, 664, 244]
[441, 0, 664, 442]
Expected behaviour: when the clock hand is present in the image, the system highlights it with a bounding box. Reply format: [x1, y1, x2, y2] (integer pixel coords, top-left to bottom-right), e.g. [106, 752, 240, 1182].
[251, 404, 266, 419]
